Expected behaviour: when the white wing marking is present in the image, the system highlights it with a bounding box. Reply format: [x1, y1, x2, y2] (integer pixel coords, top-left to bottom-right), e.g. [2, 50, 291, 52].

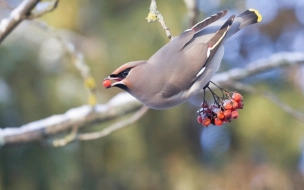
[196, 67, 206, 77]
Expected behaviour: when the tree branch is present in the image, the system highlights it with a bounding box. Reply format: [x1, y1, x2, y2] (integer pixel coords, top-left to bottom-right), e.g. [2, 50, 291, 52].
[0, 0, 40, 44]
[28, 0, 59, 19]
[51, 106, 148, 147]
[212, 52, 304, 85]
[0, 93, 142, 146]
[77, 106, 149, 141]
[1, 52, 303, 146]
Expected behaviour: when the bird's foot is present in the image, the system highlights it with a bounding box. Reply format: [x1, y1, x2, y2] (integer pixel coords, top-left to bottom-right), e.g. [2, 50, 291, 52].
[203, 82, 210, 90]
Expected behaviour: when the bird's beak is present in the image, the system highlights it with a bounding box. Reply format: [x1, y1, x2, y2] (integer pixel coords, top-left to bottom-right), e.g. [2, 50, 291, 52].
[103, 75, 124, 89]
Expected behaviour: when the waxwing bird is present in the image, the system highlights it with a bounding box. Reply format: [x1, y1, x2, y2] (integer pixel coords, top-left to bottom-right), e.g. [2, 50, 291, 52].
[104, 9, 262, 110]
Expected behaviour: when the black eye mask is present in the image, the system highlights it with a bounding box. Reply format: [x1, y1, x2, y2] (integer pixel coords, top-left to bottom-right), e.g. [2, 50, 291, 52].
[110, 68, 131, 80]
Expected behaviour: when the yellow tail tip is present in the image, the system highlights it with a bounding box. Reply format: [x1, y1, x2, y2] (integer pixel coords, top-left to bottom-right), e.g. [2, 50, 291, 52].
[249, 8, 262, 22]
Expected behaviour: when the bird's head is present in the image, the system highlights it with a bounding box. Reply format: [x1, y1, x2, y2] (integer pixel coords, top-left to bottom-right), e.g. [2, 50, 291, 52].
[103, 60, 146, 91]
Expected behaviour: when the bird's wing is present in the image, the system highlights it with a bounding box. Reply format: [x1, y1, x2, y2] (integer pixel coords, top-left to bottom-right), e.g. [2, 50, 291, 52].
[172, 10, 229, 51]
[161, 15, 235, 98]
[195, 15, 235, 78]
[160, 43, 209, 98]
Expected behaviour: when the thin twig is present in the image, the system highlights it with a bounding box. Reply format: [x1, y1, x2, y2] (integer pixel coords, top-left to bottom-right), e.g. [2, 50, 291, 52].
[77, 106, 149, 141]
[147, 0, 172, 40]
[28, 0, 59, 19]
[52, 124, 79, 147]
[225, 81, 304, 123]
[52, 106, 148, 146]
[29, 20, 98, 105]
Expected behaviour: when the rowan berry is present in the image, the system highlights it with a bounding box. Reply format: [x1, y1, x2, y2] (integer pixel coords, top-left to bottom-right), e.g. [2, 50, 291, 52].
[223, 110, 232, 120]
[214, 118, 223, 126]
[231, 110, 239, 119]
[197, 90, 243, 126]
[202, 117, 211, 127]
[237, 101, 244, 109]
[232, 92, 243, 102]
[232, 100, 239, 109]
[217, 111, 225, 120]
[224, 102, 233, 110]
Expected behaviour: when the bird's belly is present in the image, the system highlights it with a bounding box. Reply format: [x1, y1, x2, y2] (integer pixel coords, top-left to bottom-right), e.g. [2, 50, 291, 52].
[130, 91, 189, 110]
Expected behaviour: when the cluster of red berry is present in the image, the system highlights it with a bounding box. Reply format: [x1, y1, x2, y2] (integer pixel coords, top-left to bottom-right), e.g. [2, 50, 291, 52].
[197, 92, 244, 127]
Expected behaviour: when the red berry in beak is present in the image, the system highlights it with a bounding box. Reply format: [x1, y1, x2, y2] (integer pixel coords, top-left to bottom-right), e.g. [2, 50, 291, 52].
[103, 79, 112, 88]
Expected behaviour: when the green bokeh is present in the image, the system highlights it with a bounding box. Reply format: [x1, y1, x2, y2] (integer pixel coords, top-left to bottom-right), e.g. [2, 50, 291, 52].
[0, 0, 304, 189]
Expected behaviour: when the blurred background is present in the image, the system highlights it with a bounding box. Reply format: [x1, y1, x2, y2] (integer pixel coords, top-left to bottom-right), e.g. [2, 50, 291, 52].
[1, 0, 304, 189]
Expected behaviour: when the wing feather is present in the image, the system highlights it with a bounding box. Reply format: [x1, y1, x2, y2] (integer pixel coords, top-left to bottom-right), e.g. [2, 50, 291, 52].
[176, 10, 229, 51]
[190, 10, 228, 33]
[195, 15, 235, 78]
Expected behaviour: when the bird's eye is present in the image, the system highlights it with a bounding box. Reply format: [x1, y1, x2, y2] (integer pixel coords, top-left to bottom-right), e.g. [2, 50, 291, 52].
[121, 69, 130, 78]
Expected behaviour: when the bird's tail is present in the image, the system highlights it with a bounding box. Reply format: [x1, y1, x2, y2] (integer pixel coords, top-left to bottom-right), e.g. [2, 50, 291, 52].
[237, 9, 262, 29]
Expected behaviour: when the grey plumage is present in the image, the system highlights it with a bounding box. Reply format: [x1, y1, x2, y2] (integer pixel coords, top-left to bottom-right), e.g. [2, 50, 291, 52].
[105, 9, 262, 109]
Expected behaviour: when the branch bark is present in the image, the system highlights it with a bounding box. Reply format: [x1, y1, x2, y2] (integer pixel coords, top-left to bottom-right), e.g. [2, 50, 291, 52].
[1, 51, 303, 146]
[0, 0, 41, 44]
[0, 93, 142, 146]
[212, 52, 304, 85]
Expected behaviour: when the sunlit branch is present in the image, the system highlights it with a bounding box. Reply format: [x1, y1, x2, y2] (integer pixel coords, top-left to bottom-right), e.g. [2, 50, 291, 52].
[0, 0, 41, 44]
[0, 0, 58, 44]
[0, 93, 142, 146]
